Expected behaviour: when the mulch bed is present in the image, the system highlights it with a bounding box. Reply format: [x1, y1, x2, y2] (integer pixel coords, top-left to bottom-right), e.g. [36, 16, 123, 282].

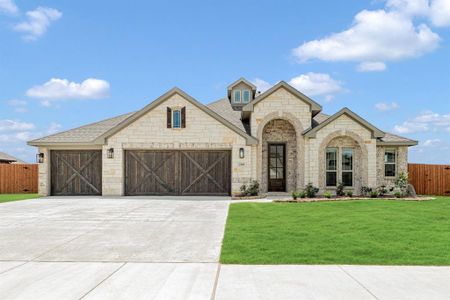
[274, 196, 434, 203]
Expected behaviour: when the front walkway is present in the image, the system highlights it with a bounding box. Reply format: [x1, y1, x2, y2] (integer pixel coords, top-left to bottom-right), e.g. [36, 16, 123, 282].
[0, 197, 449, 299]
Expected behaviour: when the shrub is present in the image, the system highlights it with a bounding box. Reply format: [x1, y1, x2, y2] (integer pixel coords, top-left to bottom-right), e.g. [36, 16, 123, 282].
[369, 190, 379, 198]
[377, 185, 388, 197]
[292, 191, 301, 200]
[394, 172, 409, 194]
[394, 191, 403, 198]
[346, 190, 353, 197]
[361, 186, 372, 197]
[304, 183, 319, 198]
[299, 191, 307, 198]
[239, 180, 259, 196]
[336, 182, 345, 197]
[324, 191, 332, 198]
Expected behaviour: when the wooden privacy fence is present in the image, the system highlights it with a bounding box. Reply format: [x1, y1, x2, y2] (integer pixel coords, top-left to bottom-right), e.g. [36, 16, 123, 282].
[408, 163, 450, 196]
[0, 164, 38, 194]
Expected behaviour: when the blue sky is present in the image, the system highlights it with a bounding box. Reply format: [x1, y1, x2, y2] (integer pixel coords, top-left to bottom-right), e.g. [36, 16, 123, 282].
[1, 0, 449, 163]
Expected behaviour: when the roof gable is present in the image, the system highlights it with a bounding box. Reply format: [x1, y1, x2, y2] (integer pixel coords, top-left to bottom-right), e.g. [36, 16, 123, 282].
[95, 87, 258, 145]
[242, 81, 322, 115]
[304, 107, 385, 138]
[303, 107, 385, 138]
[227, 77, 256, 91]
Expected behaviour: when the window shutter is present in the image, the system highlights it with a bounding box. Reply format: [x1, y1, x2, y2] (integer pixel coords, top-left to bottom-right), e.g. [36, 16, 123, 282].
[167, 107, 172, 128]
[181, 107, 186, 128]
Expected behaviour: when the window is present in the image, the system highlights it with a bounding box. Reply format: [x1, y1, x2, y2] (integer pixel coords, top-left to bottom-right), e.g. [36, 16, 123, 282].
[172, 109, 181, 128]
[342, 148, 353, 187]
[233, 90, 241, 103]
[326, 148, 337, 186]
[269, 144, 284, 179]
[385, 149, 396, 177]
[242, 90, 250, 103]
[167, 107, 185, 129]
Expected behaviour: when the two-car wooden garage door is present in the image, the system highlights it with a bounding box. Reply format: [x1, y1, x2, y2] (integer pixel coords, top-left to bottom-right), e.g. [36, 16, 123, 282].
[50, 150, 231, 196]
[125, 150, 231, 196]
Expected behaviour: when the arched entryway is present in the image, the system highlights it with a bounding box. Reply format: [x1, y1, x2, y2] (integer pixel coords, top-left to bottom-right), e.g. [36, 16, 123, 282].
[261, 119, 297, 192]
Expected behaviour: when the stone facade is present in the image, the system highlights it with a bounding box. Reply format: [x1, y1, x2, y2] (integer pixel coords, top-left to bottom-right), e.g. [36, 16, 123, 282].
[34, 82, 414, 197]
[261, 119, 297, 193]
[104, 92, 252, 196]
[305, 115, 376, 194]
[376, 146, 408, 188]
[251, 87, 310, 190]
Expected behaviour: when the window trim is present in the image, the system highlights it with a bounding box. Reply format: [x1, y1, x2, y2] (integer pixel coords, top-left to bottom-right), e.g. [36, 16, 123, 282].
[233, 90, 242, 103]
[341, 147, 354, 187]
[242, 89, 251, 103]
[326, 147, 338, 187]
[384, 148, 397, 178]
[172, 108, 182, 129]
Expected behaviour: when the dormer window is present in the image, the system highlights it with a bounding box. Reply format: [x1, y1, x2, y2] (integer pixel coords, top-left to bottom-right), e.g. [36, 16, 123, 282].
[233, 90, 241, 103]
[243, 90, 250, 103]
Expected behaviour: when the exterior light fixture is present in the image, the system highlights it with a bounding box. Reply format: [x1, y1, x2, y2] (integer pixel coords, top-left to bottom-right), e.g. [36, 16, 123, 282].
[36, 153, 44, 163]
[239, 148, 245, 159]
[107, 148, 114, 159]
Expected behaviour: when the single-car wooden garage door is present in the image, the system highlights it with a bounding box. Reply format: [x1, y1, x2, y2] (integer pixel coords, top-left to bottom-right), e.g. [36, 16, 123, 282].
[125, 150, 231, 196]
[51, 150, 102, 196]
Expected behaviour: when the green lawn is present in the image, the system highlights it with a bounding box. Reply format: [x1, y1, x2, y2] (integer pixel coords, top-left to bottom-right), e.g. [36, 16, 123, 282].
[221, 197, 450, 265]
[0, 194, 41, 204]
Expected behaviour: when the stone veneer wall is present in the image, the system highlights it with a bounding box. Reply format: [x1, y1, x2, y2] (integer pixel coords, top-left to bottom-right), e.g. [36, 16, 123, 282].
[305, 114, 377, 194]
[104, 93, 253, 196]
[261, 119, 297, 193]
[376, 146, 408, 187]
[251, 87, 311, 190]
[319, 136, 364, 194]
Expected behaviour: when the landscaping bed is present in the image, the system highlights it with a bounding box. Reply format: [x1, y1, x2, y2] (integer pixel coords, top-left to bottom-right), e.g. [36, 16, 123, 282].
[221, 196, 450, 265]
[275, 196, 434, 202]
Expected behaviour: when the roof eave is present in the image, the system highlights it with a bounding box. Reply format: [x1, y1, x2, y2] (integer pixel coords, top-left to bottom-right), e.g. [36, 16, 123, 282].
[377, 141, 419, 146]
[27, 141, 103, 147]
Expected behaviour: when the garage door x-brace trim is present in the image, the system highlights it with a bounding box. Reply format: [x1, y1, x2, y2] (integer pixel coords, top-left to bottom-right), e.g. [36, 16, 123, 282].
[58, 152, 101, 194]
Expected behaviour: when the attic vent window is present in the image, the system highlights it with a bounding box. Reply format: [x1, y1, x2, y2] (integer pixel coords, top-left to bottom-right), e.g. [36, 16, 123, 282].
[233, 90, 241, 103]
[167, 107, 186, 129]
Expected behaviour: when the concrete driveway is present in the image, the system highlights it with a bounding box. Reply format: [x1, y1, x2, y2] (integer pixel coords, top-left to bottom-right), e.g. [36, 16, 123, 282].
[1, 197, 450, 299]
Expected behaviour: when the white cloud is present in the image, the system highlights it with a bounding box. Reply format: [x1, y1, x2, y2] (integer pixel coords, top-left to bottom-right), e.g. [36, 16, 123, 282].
[27, 78, 110, 106]
[288, 73, 344, 100]
[430, 0, 450, 27]
[14, 7, 62, 41]
[252, 78, 273, 93]
[7, 99, 27, 113]
[357, 62, 387, 72]
[394, 111, 450, 133]
[253, 73, 344, 101]
[375, 102, 399, 111]
[0, 119, 35, 132]
[0, 0, 18, 14]
[423, 138, 441, 146]
[292, 1, 444, 71]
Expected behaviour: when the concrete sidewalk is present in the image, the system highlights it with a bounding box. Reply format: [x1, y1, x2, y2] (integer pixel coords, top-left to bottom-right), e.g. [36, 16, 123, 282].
[1, 262, 449, 299]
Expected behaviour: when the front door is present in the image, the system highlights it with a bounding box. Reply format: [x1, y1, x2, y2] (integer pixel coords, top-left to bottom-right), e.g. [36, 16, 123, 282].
[268, 144, 286, 192]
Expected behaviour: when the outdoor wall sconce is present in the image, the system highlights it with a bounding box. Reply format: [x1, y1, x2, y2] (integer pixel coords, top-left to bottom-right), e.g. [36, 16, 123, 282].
[107, 148, 114, 159]
[36, 153, 44, 163]
[239, 148, 245, 159]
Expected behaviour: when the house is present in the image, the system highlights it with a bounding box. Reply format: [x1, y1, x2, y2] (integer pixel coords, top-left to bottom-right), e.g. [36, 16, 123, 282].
[28, 78, 418, 196]
[0, 151, 26, 164]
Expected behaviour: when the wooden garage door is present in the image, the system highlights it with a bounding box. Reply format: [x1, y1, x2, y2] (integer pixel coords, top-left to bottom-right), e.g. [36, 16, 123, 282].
[51, 150, 102, 196]
[125, 150, 231, 196]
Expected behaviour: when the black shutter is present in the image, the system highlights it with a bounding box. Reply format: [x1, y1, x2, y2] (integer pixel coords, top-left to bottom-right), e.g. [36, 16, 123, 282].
[167, 107, 172, 128]
[181, 107, 186, 128]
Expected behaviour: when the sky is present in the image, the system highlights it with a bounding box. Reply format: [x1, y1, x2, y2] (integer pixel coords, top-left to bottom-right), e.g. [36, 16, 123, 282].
[0, 0, 449, 163]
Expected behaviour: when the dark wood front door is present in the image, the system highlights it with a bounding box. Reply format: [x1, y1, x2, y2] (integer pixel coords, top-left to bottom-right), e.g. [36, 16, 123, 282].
[125, 150, 231, 196]
[268, 144, 286, 192]
[51, 150, 102, 196]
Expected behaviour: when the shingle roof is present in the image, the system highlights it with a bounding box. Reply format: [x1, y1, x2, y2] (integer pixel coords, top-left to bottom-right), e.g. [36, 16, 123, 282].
[27, 96, 417, 146]
[0, 151, 25, 163]
[28, 112, 134, 145]
[206, 98, 246, 132]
